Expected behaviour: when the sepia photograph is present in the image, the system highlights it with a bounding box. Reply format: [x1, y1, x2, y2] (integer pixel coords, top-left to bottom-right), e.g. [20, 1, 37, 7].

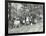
[7, 1, 45, 34]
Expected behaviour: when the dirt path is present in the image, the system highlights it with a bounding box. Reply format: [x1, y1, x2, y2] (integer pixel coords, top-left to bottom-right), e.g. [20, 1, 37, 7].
[8, 21, 43, 33]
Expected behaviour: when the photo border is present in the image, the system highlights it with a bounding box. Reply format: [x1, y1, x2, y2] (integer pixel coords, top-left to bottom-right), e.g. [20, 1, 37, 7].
[5, 1, 45, 35]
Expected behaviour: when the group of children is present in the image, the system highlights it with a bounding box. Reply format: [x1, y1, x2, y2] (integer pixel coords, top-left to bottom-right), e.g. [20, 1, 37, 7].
[13, 14, 37, 28]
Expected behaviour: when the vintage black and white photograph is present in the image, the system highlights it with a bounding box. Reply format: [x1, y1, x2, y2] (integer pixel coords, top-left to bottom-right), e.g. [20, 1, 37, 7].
[8, 2, 44, 34]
